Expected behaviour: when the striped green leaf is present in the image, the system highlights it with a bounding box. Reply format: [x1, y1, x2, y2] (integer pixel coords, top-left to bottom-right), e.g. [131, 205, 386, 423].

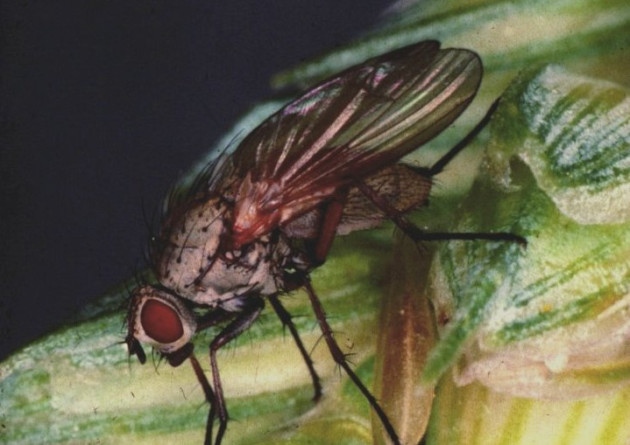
[425, 67, 630, 401]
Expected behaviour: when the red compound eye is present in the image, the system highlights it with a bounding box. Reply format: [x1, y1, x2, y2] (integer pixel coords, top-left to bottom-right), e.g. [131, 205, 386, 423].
[140, 299, 184, 344]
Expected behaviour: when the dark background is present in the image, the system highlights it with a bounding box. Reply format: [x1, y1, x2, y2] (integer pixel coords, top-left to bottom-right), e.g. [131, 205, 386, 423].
[0, 0, 393, 360]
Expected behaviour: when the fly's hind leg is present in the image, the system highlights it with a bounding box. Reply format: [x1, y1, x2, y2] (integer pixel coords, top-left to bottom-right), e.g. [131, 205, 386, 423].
[355, 178, 526, 244]
[355, 100, 526, 246]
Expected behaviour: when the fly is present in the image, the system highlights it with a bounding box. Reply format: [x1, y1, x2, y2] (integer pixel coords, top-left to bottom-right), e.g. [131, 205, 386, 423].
[125, 40, 525, 445]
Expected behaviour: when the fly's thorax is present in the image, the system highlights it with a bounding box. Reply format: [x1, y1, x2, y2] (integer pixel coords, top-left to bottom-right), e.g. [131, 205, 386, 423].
[127, 285, 197, 355]
[153, 196, 291, 310]
[184, 239, 281, 311]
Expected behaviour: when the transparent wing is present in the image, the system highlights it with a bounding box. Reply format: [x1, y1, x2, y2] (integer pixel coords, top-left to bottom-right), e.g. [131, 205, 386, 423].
[231, 40, 479, 192]
[223, 41, 482, 244]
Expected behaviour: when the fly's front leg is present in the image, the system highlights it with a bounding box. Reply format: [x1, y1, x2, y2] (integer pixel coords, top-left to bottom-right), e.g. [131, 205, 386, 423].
[187, 353, 218, 445]
[164, 345, 219, 445]
[207, 297, 264, 445]
[171, 304, 245, 444]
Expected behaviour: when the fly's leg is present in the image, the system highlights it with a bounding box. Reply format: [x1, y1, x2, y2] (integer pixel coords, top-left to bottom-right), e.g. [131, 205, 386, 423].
[163, 343, 220, 445]
[355, 100, 526, 246]
[299, 191, 348, 265]
[168, 306, 242, 444]
[188, 353, 218, 445]
[268, 294, 322, 401]
[311, 198, 345, 263]
[427, 98, 500, 176]
[303, 280, 401, 445]
[207, 297, 265, 445]
[358, 177, 526, 244]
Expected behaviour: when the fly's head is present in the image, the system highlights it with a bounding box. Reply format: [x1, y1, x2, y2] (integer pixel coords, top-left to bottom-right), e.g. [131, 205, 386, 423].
[126, 285, 197, 367]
